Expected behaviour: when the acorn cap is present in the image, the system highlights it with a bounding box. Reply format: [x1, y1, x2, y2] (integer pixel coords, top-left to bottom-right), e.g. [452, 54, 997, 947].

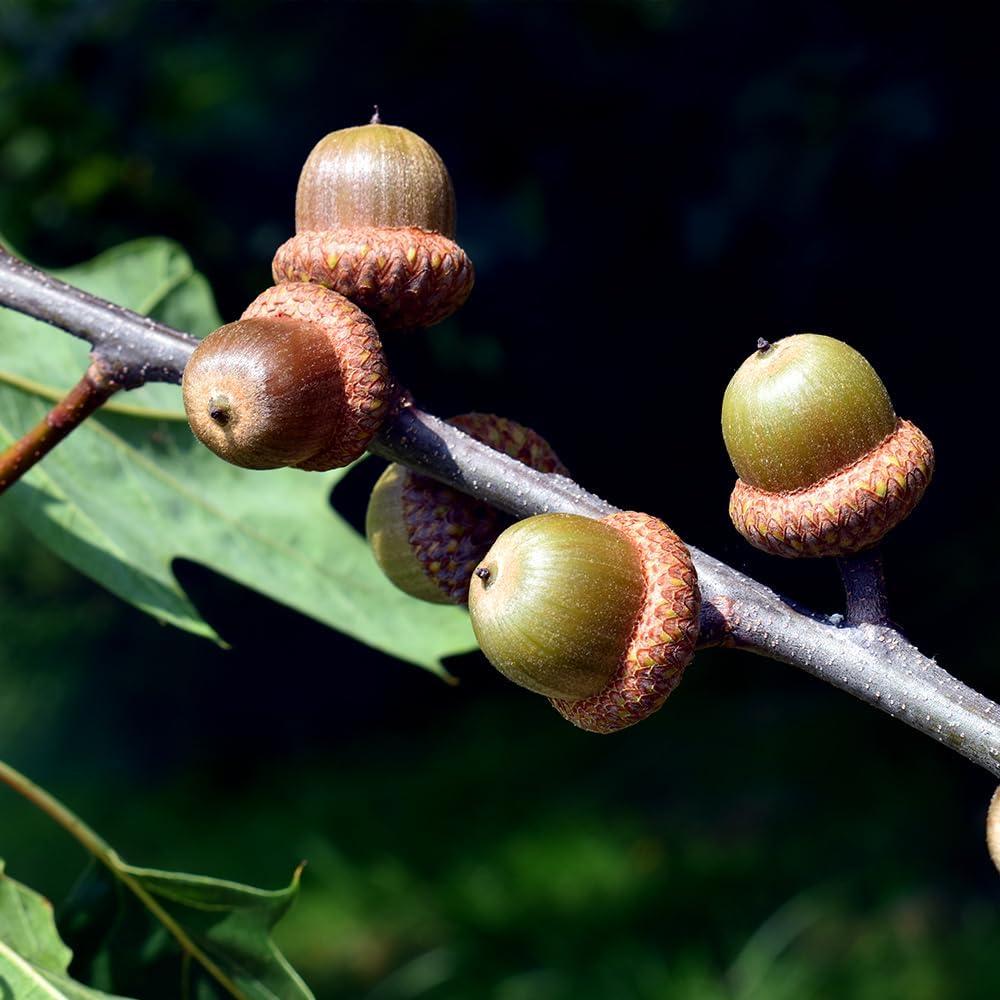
[366, 414, 568, 605]
[296, 121, 456, 237]
[272, 227, 474, 331]
[723, 334, 898, 493]
[182, 282, 390, 471]
[551, 511, 701, 734]
[729, 418, 934, 558]
[469, 511, 701, 734]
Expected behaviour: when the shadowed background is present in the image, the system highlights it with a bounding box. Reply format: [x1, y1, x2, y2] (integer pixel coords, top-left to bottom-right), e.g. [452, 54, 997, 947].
[2, 1, 999, 997]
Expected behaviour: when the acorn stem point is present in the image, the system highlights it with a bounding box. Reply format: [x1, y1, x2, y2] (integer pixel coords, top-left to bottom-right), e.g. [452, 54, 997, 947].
[370, 105, 382, 125]
[756, 337, 771, 353]
[208, 395, 231, 426]
[475, 566, 491, 582]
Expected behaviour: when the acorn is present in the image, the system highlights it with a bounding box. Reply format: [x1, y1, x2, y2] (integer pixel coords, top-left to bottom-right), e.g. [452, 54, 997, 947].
[723, 334, 934, 558]
[182, 282, 390, 470]
[271, 112, 474, 331]
[365, 414, 567, 605]
[468, 511, 701, 734]
[988, 787, 1000, 873]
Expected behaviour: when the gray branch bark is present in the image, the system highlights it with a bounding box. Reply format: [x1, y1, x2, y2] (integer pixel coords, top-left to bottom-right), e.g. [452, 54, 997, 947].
[0, 245, 196, 386]
[3, 244, 999, 777]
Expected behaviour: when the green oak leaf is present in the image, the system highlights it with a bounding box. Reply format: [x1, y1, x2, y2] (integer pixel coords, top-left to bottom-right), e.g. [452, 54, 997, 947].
[0, 239, 474, 673]
[58, 860, 313, 1000]
[0, 859, 134, 999]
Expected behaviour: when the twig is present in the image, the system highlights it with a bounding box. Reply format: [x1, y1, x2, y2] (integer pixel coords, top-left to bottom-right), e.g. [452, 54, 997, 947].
[3, 249, 1000, 778]
[837, 548, 891, 627]
[0, 361, 121, 495]
[0, 244, 198, 387]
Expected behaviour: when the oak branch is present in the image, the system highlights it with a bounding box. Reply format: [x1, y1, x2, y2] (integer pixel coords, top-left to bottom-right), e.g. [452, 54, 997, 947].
[2, 245, 999, 779]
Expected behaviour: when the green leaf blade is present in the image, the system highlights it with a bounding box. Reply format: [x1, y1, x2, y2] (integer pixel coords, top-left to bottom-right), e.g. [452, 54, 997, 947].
[0, 860, 135, 1000]
[119, 864, 312, 1000]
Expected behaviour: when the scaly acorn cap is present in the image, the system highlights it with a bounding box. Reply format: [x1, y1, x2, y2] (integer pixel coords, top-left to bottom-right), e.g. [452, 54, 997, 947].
[366, 414, 568, 605]
[723, 334, 934, 558]
[283, 116, 474, 331]
[469, 511, 701, 734]
[295, 118, 456, 237]
[182, 282, 390, 470]
[272, 227, 474, 331]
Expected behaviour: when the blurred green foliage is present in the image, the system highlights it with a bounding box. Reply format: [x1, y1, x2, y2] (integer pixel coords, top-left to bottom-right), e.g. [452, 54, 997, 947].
[3, 0, 1000, 997]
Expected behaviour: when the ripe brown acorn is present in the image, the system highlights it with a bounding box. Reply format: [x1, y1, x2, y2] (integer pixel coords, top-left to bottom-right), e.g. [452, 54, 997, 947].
[723, 334, 934, 558]
[365, 414, 568, 605]
[273, 115, 474, 331]
[468, 511, 701, 734]
[182, 282, 390, 470]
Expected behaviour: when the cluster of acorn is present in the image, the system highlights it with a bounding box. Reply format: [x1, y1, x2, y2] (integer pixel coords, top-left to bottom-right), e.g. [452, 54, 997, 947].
[181, 115, 933, 736]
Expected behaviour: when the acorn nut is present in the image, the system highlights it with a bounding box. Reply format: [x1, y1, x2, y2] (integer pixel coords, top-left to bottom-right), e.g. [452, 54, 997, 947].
[182, 282, 390, 470]
[468, 511, 701, 734]
[272, 113, 474, 331]
[723, 334, 934, 558]
[365, 414, 567, 605]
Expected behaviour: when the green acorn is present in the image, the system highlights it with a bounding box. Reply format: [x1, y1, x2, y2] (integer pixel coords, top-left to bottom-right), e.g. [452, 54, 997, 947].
[468, 511, 701, 734]
[723, 334, 934, 558]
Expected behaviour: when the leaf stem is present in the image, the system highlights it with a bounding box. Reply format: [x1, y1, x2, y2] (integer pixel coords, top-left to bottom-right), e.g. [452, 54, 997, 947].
[0, 759, 116, 865]
[0, 363, 120, 496]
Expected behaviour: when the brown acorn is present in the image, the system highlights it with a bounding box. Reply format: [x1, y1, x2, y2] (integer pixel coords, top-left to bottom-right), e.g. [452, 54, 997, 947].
[365, 414, 568, 605]
[273, 115, 474, 331]
[723, 334, 934, 558]
[182, 282, 390, 470]
[468, 511, 701, 734]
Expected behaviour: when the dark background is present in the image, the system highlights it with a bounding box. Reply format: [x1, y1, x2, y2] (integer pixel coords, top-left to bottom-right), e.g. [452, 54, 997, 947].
[2, 2, 999, 997]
